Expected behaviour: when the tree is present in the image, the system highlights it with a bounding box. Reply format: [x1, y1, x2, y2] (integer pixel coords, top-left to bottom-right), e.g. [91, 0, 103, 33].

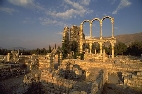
[69, 41, 78, 58]
[40, 48, 47, 55]
[55, 44, 57, 49]
[115, 42, 127, 55]
[62, 36, 71, 59]
[36, 48, 40, 55]
[70, 41, 78, 52]
[91, 43, 100, 53]
[127, 41, 142, 56]
[48, 45, 52, 53]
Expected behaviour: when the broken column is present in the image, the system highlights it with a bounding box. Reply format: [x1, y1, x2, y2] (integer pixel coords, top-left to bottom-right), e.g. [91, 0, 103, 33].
[49, 53, 54, 70]
[94, 49, 96, 55]
[89, 43, 92, 54]
[58, 53, 63, 65]
[103, 49, 105, 62]
[7, 53, 10, 62]
[99, 42, 102, 55]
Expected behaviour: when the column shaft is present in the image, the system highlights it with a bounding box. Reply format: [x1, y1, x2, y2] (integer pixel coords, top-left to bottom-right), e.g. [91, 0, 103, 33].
[103, 49, 105, 62]
[111, 18, 114, 38]
[94, 49, 96, 54]
[90, 23, 92, 38]
[100, 21, 102, 39]
[111, 44, 114, 58]
[89, 43, 92, 53]
[80, 24, 83, 53]
[100, 42, 102, 55]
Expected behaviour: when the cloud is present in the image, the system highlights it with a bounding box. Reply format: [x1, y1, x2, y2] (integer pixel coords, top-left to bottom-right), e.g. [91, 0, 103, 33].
[22, 17, 35, 24]
[108, 0, 117, 4]
[81, 0, 91, 6]
[46, 0, 93, 19]
[8, 0, 93, 20]
[8, 0, 43, 10]
[39, 17, 68, 26]
[0, 7, 18, 14]
[112, 0, 131, 14]
[64, 0, 84, 10]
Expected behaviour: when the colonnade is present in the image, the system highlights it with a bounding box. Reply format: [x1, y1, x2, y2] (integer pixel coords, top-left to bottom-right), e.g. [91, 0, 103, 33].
[79, 16, 116, 58]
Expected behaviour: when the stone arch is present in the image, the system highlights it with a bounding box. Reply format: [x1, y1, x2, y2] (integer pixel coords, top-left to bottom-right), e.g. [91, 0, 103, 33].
[79, 20, 91, 54]
[91, 18, 101, 38]
[101, 16, 114, 38]
[80, 20, 91, 38]
[101, 16, 112, 21]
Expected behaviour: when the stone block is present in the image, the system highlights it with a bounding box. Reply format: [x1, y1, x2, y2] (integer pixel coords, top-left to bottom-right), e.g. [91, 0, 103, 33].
[69, 91, 80, 94]
[137, 72, 142, 75]
[132, 75, 137, 79]
[138, 76, 142, 80]
[80, 91, 87, 94]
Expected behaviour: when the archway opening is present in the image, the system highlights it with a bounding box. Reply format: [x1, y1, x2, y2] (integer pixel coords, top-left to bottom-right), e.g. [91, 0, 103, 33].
[83, 22, 90, 39]
[102, 18, 112, 38]
[92, 20, 100, 38]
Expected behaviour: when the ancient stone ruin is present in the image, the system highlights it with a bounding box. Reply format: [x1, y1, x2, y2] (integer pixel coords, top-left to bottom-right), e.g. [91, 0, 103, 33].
[0, 16, 142, 94]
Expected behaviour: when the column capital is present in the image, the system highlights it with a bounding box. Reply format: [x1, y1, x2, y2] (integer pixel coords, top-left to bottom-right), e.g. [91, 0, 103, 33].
[89, 42, 92, 45]
[111, 18, 114, 24]
[100, 21, 102, 26]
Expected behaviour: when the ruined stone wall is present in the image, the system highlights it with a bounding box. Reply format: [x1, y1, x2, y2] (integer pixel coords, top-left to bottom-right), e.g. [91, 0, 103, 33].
[38, 56, 50, 69]
[61, 59, 109, 94]
[39, 56, 142, 93]
[84, 53, 103, 61]
[70, 25, 80, 42]
[40, 69, 86, 94]
[123, 71, 142, 91]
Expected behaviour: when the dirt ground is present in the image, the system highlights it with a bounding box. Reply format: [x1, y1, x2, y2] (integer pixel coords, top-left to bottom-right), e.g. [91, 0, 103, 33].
[102, 73, 142, 94]
[0, 75, 27, 94]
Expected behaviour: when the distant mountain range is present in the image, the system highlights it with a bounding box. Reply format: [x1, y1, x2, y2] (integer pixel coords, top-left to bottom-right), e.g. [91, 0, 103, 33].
[12, 47, 27, 50]
[115, 32, 142, 45]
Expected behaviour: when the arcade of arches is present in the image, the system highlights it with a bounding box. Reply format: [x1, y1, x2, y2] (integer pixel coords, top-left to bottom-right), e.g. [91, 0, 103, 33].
[79, 16, 116, 58]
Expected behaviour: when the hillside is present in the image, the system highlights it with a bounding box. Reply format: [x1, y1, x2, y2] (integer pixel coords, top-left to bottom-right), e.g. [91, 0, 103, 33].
[115, 32, 142, 45]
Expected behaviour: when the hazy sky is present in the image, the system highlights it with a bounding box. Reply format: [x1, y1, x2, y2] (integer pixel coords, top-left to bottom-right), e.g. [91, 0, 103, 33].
[0, 0, 142, 49]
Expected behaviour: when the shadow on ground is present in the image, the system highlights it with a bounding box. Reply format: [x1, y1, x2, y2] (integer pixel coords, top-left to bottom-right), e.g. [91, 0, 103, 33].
[102, 83, 142, 94]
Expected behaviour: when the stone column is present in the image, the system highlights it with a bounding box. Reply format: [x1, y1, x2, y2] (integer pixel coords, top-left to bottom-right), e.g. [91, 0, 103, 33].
[49, 53, 54, 69]
[94, 49, 96, 54]
[111, 18, 114, 38]
[7, 53, 10, 62]
[103, 49, 105, 62]
[80, 24, 83, 53]
[59, 53, 63, 65]
[86, 49, 89, 53]
[89, 43, 92, 53]
[111, 43, 114, 59]
[90, 22, 92, 38]
[100, 20, 102, 39]
[80, 43, 83, 54]
[99, 42, 103, 55]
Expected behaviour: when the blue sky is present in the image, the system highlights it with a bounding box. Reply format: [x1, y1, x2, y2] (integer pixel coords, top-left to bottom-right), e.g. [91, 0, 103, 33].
[0, 0, 142, 49]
